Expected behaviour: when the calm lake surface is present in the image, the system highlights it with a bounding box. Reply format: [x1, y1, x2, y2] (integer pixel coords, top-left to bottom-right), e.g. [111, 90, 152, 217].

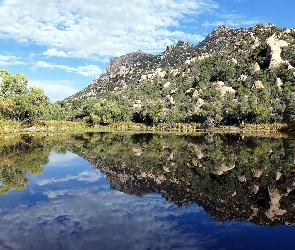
[1, 132, 295, 249]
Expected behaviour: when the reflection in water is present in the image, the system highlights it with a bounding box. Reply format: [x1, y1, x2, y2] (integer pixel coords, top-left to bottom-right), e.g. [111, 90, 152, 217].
[72, 133, 295, 226]
[0, 186, 213, 250]
[0, 133, 295, 249]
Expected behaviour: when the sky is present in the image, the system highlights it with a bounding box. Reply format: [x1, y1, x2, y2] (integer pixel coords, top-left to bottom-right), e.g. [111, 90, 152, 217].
[0, 0, 294, 101]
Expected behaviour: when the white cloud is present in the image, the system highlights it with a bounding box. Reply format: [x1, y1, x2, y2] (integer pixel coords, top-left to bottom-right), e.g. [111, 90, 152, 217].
[43, 48, 69, 57]
[35, 61, 102, 77]
[0, 0, 219, 59]
[0, 54, 26, 66]
[36, 171, 103, 186]
[44, 189, 70, 199]
[43, 48, 96, 59]
[28, 79, 80, 101]
[203, 13, 262, 28]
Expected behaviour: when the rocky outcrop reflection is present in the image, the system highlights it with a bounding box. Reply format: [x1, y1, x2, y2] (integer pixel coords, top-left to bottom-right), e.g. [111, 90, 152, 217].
[71, 132, 295, 226]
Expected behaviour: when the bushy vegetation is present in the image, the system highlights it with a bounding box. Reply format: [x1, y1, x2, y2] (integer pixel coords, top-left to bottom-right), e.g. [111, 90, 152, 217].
[64, 55, 295, 128]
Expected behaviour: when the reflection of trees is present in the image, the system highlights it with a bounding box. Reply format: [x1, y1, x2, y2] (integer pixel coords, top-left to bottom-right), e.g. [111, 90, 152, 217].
[1, 132, 295, 226]
[0, 134, 71, 195]
[71, 133, 295, 226]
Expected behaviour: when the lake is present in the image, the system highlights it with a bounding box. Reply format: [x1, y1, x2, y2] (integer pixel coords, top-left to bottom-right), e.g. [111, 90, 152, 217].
[0, 132, 295, 249]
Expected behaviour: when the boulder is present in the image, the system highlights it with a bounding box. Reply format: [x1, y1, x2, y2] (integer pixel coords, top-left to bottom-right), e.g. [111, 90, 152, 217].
[276, 78, 283, 88]
[213, 81, 235, 96]
[140, 75, 147, 81]
[133, 100, 142, 108]
[238, 74, 248, 81]
[265, 188, 287, 220]
[214, 164, 236, 175]
[252, 80, 264, 89]
[194, 98, 204, 112]
[163, 82, 171, 89]
[192, 89, 201, 98]
[231, 58, 238, 64]
[253, 62, 261, 72]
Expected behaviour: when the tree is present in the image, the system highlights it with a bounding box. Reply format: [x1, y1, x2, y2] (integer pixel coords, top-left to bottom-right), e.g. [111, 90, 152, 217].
[282, 86, 295, 123]
[251, 42, 270, 69]
[0, 68, 50, 123]
[22, 87, 50, 123]
[0, 69, 28, 96]
[83, 98, 123, 125]
[48, 100, 70, 120]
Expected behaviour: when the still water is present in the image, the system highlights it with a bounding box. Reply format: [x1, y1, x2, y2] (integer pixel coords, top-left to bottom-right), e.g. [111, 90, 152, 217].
[0, 132, 295, 249]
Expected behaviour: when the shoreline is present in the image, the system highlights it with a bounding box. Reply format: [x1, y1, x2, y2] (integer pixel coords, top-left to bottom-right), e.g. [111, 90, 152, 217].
[0, 120, 293, 138]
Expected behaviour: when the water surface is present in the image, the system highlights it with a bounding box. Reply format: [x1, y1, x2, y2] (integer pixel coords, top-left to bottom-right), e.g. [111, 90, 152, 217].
[0, 133, 295, 249]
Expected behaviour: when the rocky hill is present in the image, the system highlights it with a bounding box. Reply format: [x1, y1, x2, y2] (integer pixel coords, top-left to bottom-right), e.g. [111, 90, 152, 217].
[66, 40, 197, 100]
[66, 24, 295, 127]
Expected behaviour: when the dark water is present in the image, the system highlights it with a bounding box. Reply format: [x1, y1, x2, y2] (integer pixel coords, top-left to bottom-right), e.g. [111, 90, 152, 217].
[1, 133, 295, 249]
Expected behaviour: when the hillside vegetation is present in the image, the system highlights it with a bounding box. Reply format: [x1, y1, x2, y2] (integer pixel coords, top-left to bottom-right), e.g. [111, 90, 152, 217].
[1, 23, 295, 130]
[66, 24, 295, 128]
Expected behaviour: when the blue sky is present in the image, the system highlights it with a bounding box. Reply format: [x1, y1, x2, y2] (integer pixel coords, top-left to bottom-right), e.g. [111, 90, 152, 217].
[0, 0, 294, 101]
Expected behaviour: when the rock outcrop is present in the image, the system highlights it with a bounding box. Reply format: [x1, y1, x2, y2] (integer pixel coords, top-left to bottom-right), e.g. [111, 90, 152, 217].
[266, 35, 289, 69]
[265, 188, 287, 221]
[106, 50, 155, 77]
[276, 78, 283, 88]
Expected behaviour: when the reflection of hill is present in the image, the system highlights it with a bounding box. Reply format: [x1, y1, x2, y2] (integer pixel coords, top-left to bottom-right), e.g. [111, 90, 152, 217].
[1, 132, 295, 226]
[88, 156, 195, 207]
[71, 133, 295, 226]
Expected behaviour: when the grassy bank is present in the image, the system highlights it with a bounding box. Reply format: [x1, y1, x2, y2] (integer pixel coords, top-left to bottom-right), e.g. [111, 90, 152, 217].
[0, 120, 294, 136]
[0, 120, 87, 134]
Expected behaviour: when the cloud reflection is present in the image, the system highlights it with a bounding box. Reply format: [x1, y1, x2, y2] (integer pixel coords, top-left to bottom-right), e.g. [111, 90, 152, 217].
[47, 151, 80, 167]
[36, 171, 103, 186]
[0, 186, 214, 250]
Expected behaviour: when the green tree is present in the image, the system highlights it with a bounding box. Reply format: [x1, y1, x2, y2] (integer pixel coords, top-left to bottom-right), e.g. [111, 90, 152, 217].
[22, 87, 50, 123]
[0, 69, 27, 96]
[0, 68, 51, 123]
